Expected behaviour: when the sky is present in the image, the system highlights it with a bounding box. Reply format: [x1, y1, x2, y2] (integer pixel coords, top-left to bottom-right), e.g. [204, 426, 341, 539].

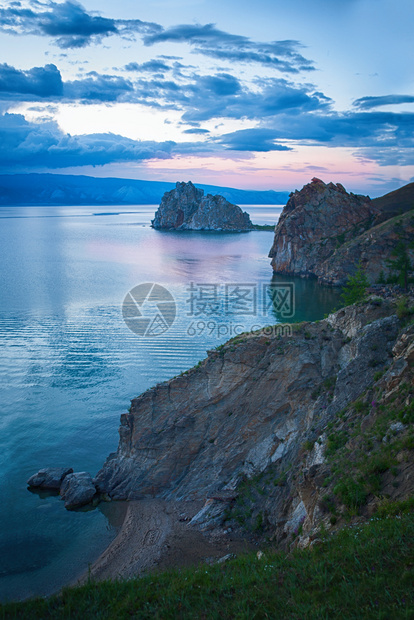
[0, 0, 413, 195]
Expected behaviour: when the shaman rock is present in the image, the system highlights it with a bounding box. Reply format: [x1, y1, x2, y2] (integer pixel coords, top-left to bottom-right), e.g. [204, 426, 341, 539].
[152, 181, 253, 231]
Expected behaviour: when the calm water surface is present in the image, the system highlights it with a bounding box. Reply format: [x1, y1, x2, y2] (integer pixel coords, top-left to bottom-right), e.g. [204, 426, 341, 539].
[0, 204, 341, 601]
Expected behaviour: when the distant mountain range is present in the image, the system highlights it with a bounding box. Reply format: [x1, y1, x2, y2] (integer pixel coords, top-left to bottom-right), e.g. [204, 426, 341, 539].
[0, 174, 289, 206]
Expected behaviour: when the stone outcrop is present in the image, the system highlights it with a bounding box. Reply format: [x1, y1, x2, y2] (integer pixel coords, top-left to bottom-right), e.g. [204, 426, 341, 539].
[27, 467, 98, 510]
[152, 181, 253, 231]
[268, 178, 414, 286]
[60, 472, 97, 510]
[268, 178, 378, 284]
[96, 298, 398, 501]
[95, 292, 413, 546]
[27, 467, 73, 490]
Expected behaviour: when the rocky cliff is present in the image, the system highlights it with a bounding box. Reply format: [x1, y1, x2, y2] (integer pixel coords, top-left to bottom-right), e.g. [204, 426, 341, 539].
[152, 181, 253, 231]
[95, 293, 413, 547]
[268, 178, 380, 284]
[268, 178, 414, 286]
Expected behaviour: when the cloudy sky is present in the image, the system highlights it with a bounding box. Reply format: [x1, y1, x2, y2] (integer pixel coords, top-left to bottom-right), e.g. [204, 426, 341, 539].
[0, 0, 413, 194]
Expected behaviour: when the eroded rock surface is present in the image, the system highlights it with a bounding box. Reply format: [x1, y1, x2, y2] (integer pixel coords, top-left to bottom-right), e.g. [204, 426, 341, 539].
[96, 299, 398, 502]
[268, 178, 378, 284]
[60, 472, 97, 510]
[95, 292, 413, 547]
[152, 181, 253, 231]
[268, 178, 414, 285]
[27, 467, 73, 490]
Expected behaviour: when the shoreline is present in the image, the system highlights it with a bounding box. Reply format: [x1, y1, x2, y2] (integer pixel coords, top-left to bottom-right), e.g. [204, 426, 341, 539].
[74, 499, 255, 586]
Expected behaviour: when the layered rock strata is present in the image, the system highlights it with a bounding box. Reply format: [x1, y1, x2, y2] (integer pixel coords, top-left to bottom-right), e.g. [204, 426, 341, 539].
[95, 294, 413, 546]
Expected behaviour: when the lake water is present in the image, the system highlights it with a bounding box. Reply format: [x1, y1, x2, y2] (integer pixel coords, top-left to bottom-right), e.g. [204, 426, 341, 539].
[0, 204, 341, 601]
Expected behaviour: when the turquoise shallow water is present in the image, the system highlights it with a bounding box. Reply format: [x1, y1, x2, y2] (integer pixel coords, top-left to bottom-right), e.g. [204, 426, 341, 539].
[0, 204, 341, 601]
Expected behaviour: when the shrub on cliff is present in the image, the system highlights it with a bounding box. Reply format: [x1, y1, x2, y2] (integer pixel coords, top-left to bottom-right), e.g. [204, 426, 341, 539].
[341, 262, 369, 306]
[387, 241, 413, 290]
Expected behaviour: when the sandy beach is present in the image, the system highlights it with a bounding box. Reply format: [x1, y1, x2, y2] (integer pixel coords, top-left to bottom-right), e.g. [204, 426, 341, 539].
[76, 499, 254, 585]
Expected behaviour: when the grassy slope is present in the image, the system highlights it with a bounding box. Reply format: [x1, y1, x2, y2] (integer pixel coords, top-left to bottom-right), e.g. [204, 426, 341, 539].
[1, 509, 413, 619]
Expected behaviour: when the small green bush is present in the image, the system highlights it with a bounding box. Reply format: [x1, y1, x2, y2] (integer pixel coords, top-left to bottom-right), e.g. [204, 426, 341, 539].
[396, 297, 413, 320]
[341, 261, 369, 306]
[333, 477, 367, 511]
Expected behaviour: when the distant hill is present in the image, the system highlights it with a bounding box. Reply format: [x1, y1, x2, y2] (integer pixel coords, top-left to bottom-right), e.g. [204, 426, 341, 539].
[372, 182, 414, 222]
[0, 174, 289, 206]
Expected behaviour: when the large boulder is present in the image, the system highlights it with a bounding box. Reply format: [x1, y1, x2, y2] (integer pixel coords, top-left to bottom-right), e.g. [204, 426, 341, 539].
[152, 181, 253, 231]
[60, 472, 97, 510]
[27, 467, 73, 490]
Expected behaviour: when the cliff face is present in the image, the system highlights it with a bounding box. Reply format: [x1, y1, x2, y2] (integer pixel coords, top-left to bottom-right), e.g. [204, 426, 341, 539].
[268, 178, 414, 286]
[268, 178, 378, 284]
[152, 181, 253, 231]
[95, 295, 413, 542]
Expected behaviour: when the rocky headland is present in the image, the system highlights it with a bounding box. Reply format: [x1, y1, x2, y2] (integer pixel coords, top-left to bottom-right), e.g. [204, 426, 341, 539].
[268, 178, 414, 285]
[151, 181, 253, 231]
[94, 291, 413, 550]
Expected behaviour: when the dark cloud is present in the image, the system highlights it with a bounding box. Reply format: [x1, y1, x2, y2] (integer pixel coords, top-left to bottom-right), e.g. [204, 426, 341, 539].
[0, 112, 179, 168]
[180, 77, 331, 123]
[0, 3, 315, 74]
[143, 23, 244, 46]
[0, 0, 161, 48]
[144, 24, 314, 74]
[183, 128, 210, 135]
[115, 73, 330, 122]
[0, 63, 63, 98]
[124, 60, 170, 73]
[196, 73, 241, 97]
[217, 128, 292, 152]
[64, 72, 134, 102]
[264, 111, 414, 148]
[0, 63, 134, 103]
[1, 105, 413, 170]
[193, 42, 314, 74]
[157, 55, 183, 61]
[353, 94, 414, 109]
[253, 110, 414, 165]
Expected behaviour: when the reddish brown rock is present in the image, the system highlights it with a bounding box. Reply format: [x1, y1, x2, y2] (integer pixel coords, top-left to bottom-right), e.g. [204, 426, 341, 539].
[268, 178, 377, 284]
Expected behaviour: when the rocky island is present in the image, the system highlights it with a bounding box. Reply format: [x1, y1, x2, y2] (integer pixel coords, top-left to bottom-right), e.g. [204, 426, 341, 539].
[152, 181, 254, 231]
[269, 177, 414, 285]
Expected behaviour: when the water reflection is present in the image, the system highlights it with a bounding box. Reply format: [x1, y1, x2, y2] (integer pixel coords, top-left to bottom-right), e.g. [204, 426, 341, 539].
[0, 205, 341, 601]
[270, 273, 340, 323]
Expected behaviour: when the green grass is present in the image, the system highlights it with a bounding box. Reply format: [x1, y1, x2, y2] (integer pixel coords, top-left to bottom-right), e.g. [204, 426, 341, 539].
[323, 374, 413, 516]
[2, 512, 414, 619]
[252, 224, 275, 231]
